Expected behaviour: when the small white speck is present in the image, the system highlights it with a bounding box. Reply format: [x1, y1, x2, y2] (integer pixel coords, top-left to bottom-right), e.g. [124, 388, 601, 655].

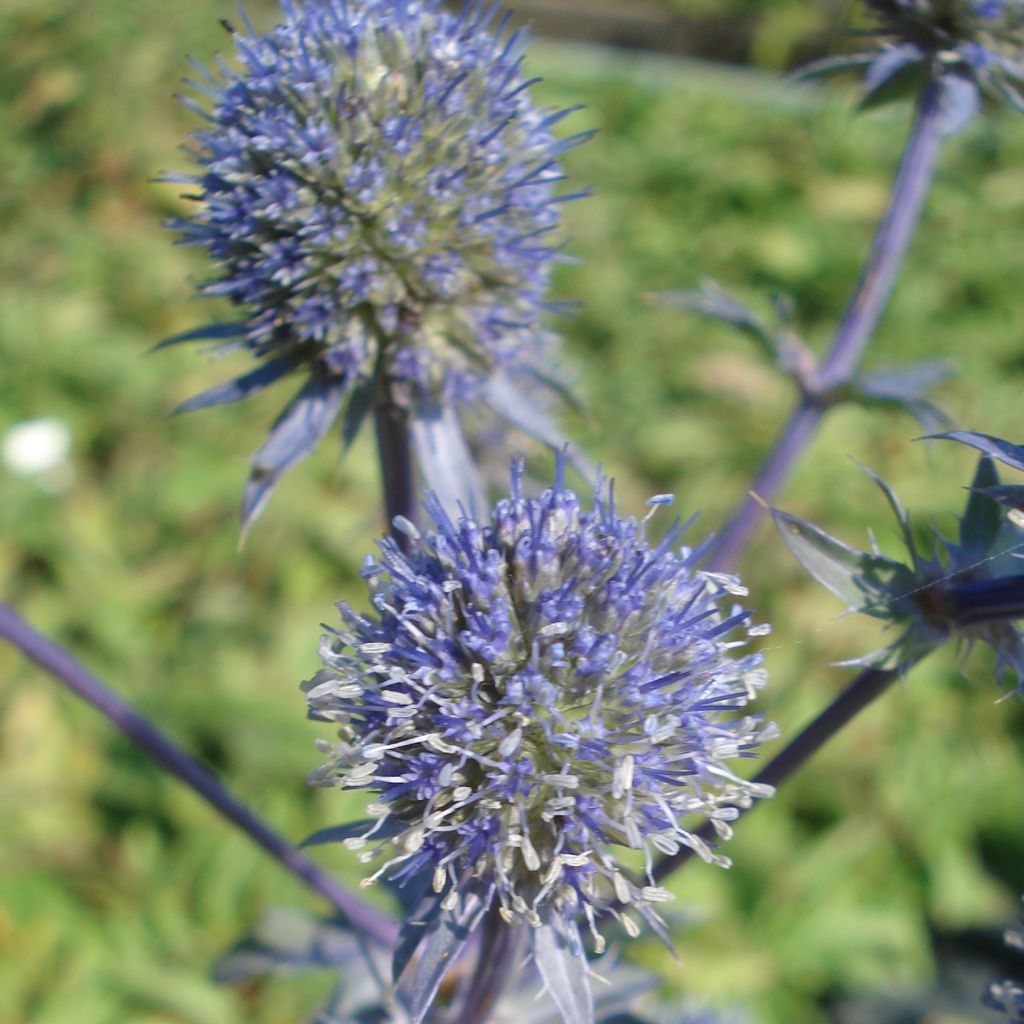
[3, 417, 73, 491]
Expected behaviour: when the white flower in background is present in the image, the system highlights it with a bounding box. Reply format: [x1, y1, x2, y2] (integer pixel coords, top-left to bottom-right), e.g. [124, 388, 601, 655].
[2, 417, 74, 492]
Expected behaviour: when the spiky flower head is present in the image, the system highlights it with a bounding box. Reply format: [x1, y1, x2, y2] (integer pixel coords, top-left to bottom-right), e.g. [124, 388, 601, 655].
[801, 0, 1024, 127]
[773, 436, 1024, 691]
[304, 461, 774, 951]
[164, 0, 586, 527]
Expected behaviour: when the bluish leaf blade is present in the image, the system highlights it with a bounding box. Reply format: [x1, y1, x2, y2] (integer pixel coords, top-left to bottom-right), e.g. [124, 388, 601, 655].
[791, 51, 877, 82]
[986, 623, 1024, 696]
[531, 915, 594, 1024]
[410, 397, 485, 520]
[657, 279, 779, 358]
[213, 908, 362, 982]
[519, 364, 585, 414]
[852, 459, 919, 562]
[859, 47, 927, 110]
[960, 456, 1002, 554]
[152, 321, 246, 352]
[973, 484, 1024, 527]
[241, 372, 347, 532]
[925, 431, 1024, 474]
[391, 891, 442, 987]
[341, 379, 374, 452]
[937, 71, 981, 136]
[174, 355, 300, 413]
[772, 508, 914, 616]
[855, 359, 954, 401]
[395, 884, 491, 1024]
[486, 373, 594, 483]
[861, 44, 925, 101]
[383, 867, 433, 920]
[299, 819, 403, 849]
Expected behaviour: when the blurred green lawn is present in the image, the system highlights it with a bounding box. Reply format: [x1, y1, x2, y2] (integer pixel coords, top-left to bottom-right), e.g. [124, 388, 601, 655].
[2, 1, 1023, 1022]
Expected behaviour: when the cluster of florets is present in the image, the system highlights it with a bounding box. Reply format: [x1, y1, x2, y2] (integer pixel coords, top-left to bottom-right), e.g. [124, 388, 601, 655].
[304, 463, 774, 941]
[864, 0, 1024, 103]
[170, 0, 579, 401]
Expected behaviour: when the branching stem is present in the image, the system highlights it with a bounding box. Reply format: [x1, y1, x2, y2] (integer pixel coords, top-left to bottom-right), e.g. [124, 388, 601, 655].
[374, 373, 418, 550]
[0, 601, 399, 950]
[450, 909, 523, 1024]
[709, 78, 949, 573]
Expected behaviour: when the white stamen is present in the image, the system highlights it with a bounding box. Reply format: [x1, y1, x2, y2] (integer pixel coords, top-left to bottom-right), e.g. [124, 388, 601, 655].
[542, 774, 579, 789]
[402, 828, 425, 853]
[612, 871, 631, 904]
[498, 727, 522, 758]
[539, 621, 569, 637]
[392, 516, 420, 539]
[640, 886, 674, 903]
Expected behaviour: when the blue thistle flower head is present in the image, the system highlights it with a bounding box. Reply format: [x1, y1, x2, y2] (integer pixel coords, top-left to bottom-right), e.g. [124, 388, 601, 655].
[304, 460, 775, 950]
[802, 0, 1024, 128]
[163, 0, 587, 527]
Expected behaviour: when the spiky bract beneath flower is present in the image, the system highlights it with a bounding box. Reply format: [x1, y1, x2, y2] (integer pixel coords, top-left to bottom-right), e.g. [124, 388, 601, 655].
[304, 463, 774, 944]
[799, 1, 1024, 125]
[863, 0, 1024, 109]
[773, 449, 1024, 691]
[165, 0, 585, 525]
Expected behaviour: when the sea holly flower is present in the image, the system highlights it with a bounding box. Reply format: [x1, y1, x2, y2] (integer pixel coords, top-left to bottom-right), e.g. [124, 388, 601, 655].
[303, 460, 774, 1023]
[162, 0, 588, 528]
[773, 446, 1024, 691]
[800, 0, 1024, 131]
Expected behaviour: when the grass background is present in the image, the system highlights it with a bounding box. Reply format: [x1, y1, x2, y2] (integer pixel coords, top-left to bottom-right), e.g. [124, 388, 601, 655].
[1, 1, 1023, 1021]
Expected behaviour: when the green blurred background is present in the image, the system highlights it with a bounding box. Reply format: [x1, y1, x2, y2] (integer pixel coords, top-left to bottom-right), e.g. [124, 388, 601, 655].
[2, 0, 1023, 1021]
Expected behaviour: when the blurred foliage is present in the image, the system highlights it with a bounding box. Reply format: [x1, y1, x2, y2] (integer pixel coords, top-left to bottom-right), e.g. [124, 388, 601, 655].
[1, 1, 1023, 1023]
[657, 0, 841, 68]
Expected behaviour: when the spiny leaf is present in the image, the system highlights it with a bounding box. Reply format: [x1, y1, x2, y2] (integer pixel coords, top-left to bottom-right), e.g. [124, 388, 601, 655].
[657, 279, 780, 359]
[214, 908, 361, 982]
[410, 396, 485, 520]
[772, 508, 916, 618]
[173, 354, 300, 413]
[151, 321, 246, 351]
[960, 456, 1003, 555]
[972, 484, 1024, 529]
[241, 372, 348, 533]
[936, 71, 981, 137]
[531, 914, 595, 1024]
[860, 44, 927, 109]
[394, 884, 492, 1024]
[926, 430, 1024, 474]
[341, 379, 374, 452]
[486, 372, 594, 483]
[852, 359, 953, 431]
[299, 819, 403, 849]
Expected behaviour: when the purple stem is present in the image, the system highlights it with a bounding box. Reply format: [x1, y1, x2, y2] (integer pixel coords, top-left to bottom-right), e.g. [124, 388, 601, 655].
[653, 658, 921, 883]
[451, 909, 523, 1024]
[0, 601, 399, 950]
[709, 78, 948, 573]
[374, 375, 418, 551]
